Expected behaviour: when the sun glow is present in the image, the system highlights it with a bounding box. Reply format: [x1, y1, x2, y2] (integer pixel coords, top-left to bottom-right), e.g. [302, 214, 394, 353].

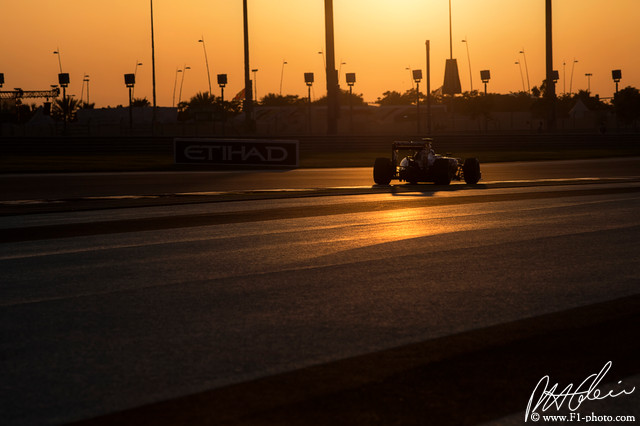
[1, 0, 638, 107]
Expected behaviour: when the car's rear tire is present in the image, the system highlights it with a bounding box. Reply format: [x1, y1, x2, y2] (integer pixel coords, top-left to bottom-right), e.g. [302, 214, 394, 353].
[433, 158, 451, 185]
[463, 158, 481, 184]
[405, 163, 421, 185]
[373, 157, 394, 185]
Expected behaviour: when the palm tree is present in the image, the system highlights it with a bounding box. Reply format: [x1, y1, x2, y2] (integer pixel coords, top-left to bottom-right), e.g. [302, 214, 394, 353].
[260, 93, 304, 106]
[188, 91, 216, 108]
[132, 97, 151, 107]
[52, 96, 82, 121]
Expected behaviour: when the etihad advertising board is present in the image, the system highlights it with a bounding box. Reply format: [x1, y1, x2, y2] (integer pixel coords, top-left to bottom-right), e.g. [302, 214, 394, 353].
[174, 138, 298, 168]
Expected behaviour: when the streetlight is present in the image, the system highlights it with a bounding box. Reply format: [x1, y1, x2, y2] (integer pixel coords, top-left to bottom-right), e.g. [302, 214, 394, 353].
[480, 70, 491, 132]
[462, 37, 473, 92]
[279, 60, 287, 95]
[318, 51, 326, 69]
[57, 72, 70, 129]
[612, 69, 622, 94]
[178, 65, 190, 107]
[124, 73, 135, 129]
[569, 59, 578, 95]
[413, 69, 422, 134]
[198, 37, 212, 95]
[304, 72, 314, 133]
[150, 0, 157, 122]
[172, 68, 182, 107]
[132, 61, 143, 98]
[406, 67, 413, 91]
[218, 73, 228, 134]
[217, 73, 227, 102]
[338, 61, 346, 83]
[53, 49, 63, 73]
[519, 49, 530, 94]
[79, 73, 86, 105]
[515, 61, 526, 93]
[563, 61, 566, 94]
[251, 68, 259, 102]
[480, 70, 490, 95]
[346, 72, 356, 133]
[53, 49, 69, 125]
[585, 73, 593, 94]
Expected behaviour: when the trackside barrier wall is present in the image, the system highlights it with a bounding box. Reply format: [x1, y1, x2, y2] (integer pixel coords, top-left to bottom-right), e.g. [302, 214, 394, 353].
[1, 134, 638, 157]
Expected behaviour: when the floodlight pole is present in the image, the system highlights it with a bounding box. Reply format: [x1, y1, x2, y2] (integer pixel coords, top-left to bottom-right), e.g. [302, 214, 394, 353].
[545, 0, 556, 131]
[324, 0, 338, 135]
[305, 73, 314, 134]
[150, 0, 157, 128]
[308, 83, 313, 133]
[426, 40, 432, 134]
[612, 70, 622, 94]
[413, 70, 422, 135]
[243, 0, 255, 132]
[125, 74, 135, 130]
[416, 80, 420, 134]
[129, 85, 133, 129]
[585, 73, 593, 93]
[346, 73, 356, 134]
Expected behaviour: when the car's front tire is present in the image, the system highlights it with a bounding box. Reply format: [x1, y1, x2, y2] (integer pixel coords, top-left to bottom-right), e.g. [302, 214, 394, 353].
[373, 157, 394, 185]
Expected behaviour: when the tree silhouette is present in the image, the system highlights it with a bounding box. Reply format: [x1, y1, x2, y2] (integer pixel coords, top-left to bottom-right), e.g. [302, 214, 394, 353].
[613, 87, 640, 126]
[376, 90, 411, 105]
[178, 91, 241, 121]
[375, 88, 429, 106]
[131, 97, 150, 107]
[187, 92, 216, 108]
[52, 97, 82, 121]
[260, 93, 305, 106]
[314, 89, 366, 106]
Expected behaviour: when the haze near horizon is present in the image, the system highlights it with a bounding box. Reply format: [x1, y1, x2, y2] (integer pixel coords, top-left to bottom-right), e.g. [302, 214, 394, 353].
[1, 0, 638, 107]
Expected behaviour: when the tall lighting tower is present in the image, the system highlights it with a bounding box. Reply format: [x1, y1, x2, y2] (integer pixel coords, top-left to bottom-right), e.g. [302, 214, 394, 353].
[443, 0, 461, 96]
[243, 0, 255, 131]
[545, 0, 556, 130]
[150, 0, 157, 127]
[324, 0, 338, 134]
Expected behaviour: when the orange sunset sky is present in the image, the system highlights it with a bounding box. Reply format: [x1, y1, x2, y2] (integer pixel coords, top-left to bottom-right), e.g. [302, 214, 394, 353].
[2, 0, 639, 107]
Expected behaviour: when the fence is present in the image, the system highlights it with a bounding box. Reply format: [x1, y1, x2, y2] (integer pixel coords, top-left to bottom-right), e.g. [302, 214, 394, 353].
[2, 133, 638, 158]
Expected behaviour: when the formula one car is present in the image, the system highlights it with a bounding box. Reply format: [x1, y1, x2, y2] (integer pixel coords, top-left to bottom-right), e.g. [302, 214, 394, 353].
[373, 138, 481, 185]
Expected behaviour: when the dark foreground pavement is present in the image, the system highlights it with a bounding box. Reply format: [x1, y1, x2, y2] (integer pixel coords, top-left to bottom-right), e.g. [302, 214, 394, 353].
[73, 295, 639, 426]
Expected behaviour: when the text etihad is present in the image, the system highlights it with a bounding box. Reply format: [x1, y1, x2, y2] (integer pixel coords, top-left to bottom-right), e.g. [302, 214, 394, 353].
[182, 144, 290, 163]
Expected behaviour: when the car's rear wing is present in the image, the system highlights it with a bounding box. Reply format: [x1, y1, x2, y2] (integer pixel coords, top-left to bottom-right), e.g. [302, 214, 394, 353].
[391, 138, 433, 151]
